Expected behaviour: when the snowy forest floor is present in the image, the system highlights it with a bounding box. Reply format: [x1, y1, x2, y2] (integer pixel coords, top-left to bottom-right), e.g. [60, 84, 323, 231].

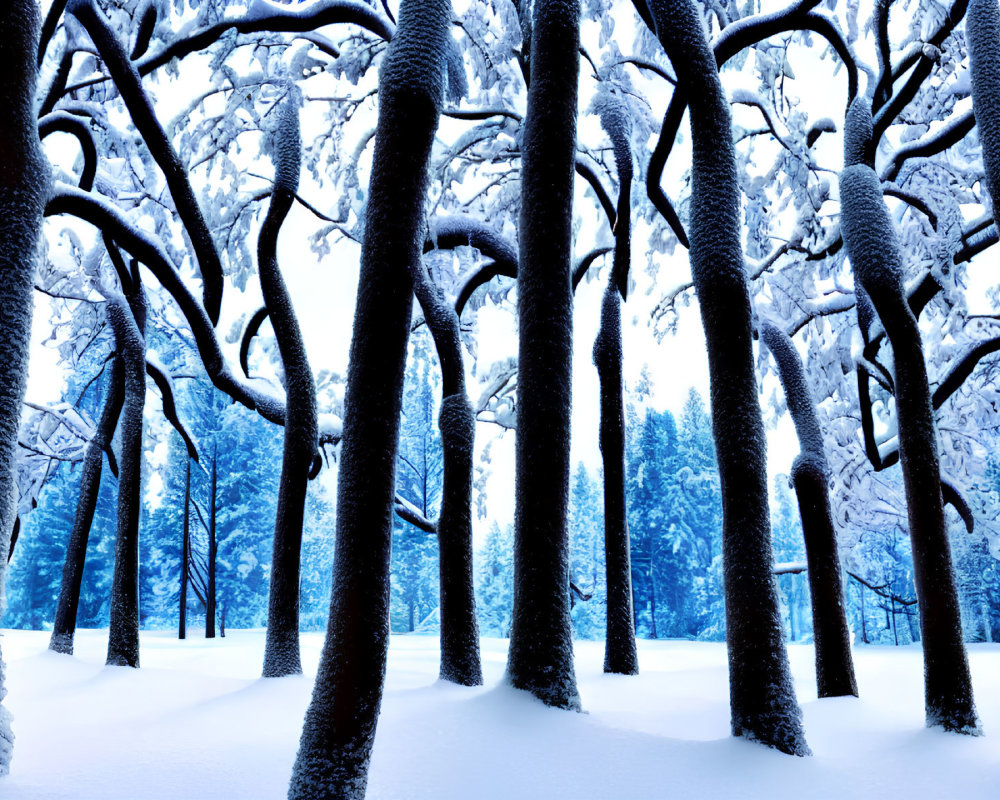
[2, 630, 999, 799]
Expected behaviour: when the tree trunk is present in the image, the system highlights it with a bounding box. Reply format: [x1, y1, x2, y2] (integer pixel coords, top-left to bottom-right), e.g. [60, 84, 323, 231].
[644, 0, 808, 755]
[505, 0, 582, 712]
[179, 459, 190, 640]
[410, 255, 482, 686]
[105, 291, 147, 669]
[287, 0, 452, 795]
[839, 98, 978, 733]
[261, 95, 318, 678]
[760, 323, 857, 697]
[593, 97, 638, 676]
[0, 2, 48, 772]
[50, 358, 124, 654]
[206, 448, 217, 639]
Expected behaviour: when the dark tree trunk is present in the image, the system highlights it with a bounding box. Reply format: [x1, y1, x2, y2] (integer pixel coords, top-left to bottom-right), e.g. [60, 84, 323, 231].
[206, 448, 217, 639]
[505, 0, 582, 712]
[105, 290, 148, 669]
[760, 323, 857, 698]
[593, 97, 638, 676]
[287, 0, 452, 795]
[410, 258, 482, 686]
[859, 581, 868, 644]
[969, 0, 1000, 217]
[179, 460, 190, 640]
[261, 96, 318, 679]
[0, 1, 48, 772]
[50, 358, 125, 655]
[644, 0, 808, 755]
[839, 99, 979, 734]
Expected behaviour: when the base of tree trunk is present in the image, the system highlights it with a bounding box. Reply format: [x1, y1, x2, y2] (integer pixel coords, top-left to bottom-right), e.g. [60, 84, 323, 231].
[48, 632, 74, 656]
[263, 630, 303, 678]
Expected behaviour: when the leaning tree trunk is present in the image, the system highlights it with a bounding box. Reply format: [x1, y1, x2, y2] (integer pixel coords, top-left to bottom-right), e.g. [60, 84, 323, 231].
[179, 459, 190, 640]
[287, 0, 452, 795]
[593, 96, 638, 676]
[759, 323, 857, 698]
[839, 98, 978, 733]
[505, 0, 582, 712]
[644, 0, 808, 755]
[410, 264, 482, 686]
[50, 357, 125, 655]
[0, 0, 49, 774]
[105, 291, 148, 669]
[261, 94, 318, 678]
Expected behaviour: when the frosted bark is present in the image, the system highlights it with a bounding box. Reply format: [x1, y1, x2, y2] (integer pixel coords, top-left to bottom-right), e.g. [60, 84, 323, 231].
[505, 0, 582, 712]
[261, 95, 318, 679]
[593, 97, 638, 676]
[105, 292, 147, 669]
[0, 0, 50, 774]
[968, 0, 1000, 216]
[840, 149, 979, 733]
[68, 0, 225, 324]
[759, 323, 857, 698]
[287, 0, 451, 795]
[645, 0, 808, 755]
[50, 358, 125, 656]
[409, 258, 482, 686]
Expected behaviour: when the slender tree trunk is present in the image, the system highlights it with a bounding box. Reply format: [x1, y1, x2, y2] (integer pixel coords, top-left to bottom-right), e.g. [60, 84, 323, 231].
[50, 359, 125, 655]
[0, 2, 48, 771]
[106, 290, 147, 669]
[206, 448, 217, 639]
[179, 459, 190, 640]
[505, 0, 582, 712]
[593, 98, 638, 676]
[649, 570, 658, 640]
[261, 95, 318, 678]
[859, 582, 868, 644]
[644, 0, 808, 755]
[410, 259, 482, 686]
[287, 0, 452, 795]
[760, 323, 857, 697]
[840, 98, 978, 733]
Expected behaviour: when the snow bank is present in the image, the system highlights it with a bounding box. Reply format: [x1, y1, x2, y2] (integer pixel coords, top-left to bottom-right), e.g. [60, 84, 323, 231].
[1, 630, 1000, 799]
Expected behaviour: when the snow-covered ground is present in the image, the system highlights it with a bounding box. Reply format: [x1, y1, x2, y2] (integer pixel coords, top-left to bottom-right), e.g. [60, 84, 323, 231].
[1, 630, 999, 799]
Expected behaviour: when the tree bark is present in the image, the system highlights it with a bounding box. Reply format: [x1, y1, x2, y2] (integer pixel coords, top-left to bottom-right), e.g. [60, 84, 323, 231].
[760, 323, 857, 698]
[410, 257, 482, 686]
[840, 97, 978, 733]
[261, 95, 318, 679]
[644, 0, 808, 755]
[287, 0, 452, 795]
[180, 459, 190, 640]
[505, 0, 583, 712]
[105, 290, 148, 669]
[50, 358, 125, 655]
[206, 448, 217, 639]
[0, 0, 49, 773]
[593, 97, 638, 676]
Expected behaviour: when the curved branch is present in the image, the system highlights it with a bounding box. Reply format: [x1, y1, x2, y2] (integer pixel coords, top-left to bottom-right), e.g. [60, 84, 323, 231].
[872, 0, 969, 143]
[941, 479, 975, 533]
[574, 157, 616, 230]
[240, 306, 271, 378]
[442, 106, 522, 122]
[38, 0, 69, 66]
[38, 111, 97, 192]
[68, 0, 225, 324]
[136, 0, 394, 76]
[44, 185, 320, 439]
[145, 358, 199, 462]
[881, 109, 976, 183]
